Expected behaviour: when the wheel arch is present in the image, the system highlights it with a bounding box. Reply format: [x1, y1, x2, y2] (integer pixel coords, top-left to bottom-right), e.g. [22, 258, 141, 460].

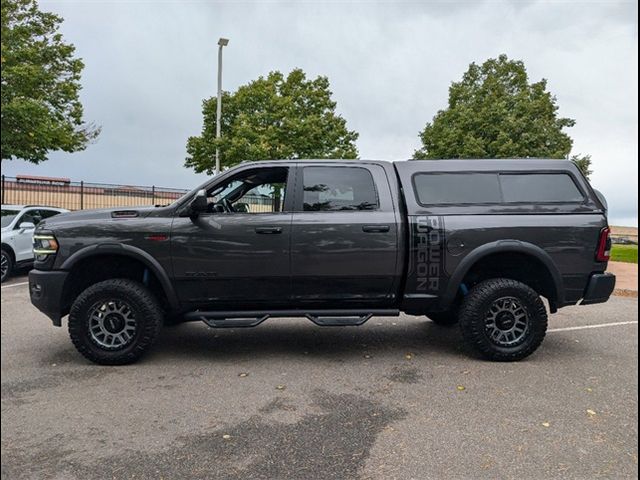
[443, 241, 564, 312]
[60, 244, 180, 311]
[1, 243, 16, 260]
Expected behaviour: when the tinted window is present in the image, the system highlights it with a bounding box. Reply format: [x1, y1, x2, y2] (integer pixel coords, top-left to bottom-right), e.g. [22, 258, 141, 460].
[38, 209, 63, 220]
[413, 173, 501, 205]
[302, 167, 378, 211]
[500, 174, 584, 203]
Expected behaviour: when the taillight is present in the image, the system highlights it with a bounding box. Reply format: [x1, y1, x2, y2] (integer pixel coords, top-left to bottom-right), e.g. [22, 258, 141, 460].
[596, 227, 611, 262]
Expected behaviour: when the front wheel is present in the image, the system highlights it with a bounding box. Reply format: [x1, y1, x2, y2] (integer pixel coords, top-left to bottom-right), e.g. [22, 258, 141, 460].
[1, 249, 13, 283]
[458, 278, 547, 361]
[68, 279, 163, 365]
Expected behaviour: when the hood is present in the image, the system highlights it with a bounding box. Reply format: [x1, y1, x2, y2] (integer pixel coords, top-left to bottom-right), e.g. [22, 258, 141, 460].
[38, 206, 157, 228]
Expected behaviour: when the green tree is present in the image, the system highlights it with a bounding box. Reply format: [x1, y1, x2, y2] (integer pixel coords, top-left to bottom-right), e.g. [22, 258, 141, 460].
[570, 153, 592, 179]
[1, 0, 99, 164]
[413, 54, 592, 177]
[185, 69, 358, 174]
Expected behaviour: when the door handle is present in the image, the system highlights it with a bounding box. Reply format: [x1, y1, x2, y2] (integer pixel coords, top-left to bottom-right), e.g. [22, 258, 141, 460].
[362, 225, 390, 233]
[255, 226, 283, 234]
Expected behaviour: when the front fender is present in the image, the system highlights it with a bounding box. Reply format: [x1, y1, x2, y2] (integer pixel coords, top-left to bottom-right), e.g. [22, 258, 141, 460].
[60, 243, 180, 311]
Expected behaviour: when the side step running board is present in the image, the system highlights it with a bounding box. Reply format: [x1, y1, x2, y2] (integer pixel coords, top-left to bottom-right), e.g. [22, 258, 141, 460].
[202, 315, 269, 328]
[184, 309, 399, 328]
[305, 313, 372, 327]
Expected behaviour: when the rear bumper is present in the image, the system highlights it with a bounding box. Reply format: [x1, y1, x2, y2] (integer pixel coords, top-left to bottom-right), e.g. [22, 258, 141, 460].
[581, 272, 616, 306]
[28, 269, 68, 326]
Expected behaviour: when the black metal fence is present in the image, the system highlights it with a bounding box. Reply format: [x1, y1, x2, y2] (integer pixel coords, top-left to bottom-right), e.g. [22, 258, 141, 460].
[0, 175, 278, 213]
[0, 175, 188, 211]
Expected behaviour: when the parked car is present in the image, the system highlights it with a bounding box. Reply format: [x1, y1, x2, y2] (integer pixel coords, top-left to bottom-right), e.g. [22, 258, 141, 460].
[1, 205, 69, 282]
[28, 160, 615, 364]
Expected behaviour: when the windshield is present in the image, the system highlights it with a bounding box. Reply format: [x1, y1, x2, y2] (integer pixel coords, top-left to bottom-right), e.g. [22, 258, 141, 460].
[1, 209, 20, 228]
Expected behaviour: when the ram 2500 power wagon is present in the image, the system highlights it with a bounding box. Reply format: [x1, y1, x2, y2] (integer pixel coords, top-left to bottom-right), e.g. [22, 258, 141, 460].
[29, 159, 616, 365]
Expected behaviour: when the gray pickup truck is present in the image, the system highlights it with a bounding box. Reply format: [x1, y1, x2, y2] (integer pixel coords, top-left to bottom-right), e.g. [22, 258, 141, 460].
[29, 159, 616, 364]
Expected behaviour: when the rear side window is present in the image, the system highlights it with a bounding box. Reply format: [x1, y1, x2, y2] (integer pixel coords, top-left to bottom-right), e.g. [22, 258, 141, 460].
[413, 172, 585, 206]
[302, 167, 378, 211]
[413, 173, 501, 205]
[37, 209, 63, 220]
[500, 174, 584, 203]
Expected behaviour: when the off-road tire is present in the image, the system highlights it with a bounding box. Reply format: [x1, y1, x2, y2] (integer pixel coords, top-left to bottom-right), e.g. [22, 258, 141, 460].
[458, 278, 547, 361]
[427, 308, 459, 326]
[1, 249, 13, 283]
[68, 279, 163, 365]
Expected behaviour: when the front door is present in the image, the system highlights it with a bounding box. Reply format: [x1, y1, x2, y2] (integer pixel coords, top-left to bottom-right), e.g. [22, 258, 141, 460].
[14, 209, 41, 261]
[290, 164, 400, 308]
[171, 166, 293, 310]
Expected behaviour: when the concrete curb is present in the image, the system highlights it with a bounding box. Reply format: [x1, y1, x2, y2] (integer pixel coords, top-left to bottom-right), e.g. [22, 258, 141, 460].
[613, 289, 638, 298]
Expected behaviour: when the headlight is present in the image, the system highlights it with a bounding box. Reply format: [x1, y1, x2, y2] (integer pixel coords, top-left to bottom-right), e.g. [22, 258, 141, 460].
[33, 232, 59, 260]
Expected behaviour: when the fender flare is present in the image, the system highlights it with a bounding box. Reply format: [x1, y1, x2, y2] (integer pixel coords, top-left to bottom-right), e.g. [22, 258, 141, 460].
[442, 240, 564, 308]
[60, 243, 180, 311]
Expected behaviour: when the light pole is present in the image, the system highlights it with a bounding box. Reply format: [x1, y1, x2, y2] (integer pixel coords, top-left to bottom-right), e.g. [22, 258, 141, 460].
[215, 37, 229, 175]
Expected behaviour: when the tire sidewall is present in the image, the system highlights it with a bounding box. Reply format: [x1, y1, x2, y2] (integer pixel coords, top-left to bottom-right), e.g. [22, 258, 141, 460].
[459, 279, 547, 360]
[1, 249, 13, 283]
[69, 280, 162, 364]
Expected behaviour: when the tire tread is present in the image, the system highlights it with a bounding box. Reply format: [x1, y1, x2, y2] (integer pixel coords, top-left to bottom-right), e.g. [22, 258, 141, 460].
[458, 278, 548, 361]
[68, 279, 162, 365]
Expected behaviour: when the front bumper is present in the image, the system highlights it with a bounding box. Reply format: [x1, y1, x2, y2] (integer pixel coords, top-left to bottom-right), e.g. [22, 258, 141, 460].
[28, 269, 69, 326]
[581, 272, 616, 306]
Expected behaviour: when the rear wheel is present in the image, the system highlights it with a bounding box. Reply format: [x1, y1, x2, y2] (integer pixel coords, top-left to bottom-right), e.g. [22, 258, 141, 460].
[458, 278, 547, 361]
[68, 279, 163, 365]
[1, 249, 13, 283]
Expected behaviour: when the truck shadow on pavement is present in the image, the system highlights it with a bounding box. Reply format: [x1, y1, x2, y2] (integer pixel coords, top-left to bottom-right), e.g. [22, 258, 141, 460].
[150, 319, 468, 362]
[40, 317, 586, 367]
[146, 318, 588, 364]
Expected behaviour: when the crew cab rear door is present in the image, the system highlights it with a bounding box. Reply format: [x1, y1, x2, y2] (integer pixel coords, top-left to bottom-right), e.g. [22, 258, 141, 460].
[290, 163, 400, 308]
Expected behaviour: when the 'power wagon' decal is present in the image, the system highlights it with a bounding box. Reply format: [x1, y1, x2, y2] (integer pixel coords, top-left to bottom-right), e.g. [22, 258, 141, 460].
[408, 216, 446, 295]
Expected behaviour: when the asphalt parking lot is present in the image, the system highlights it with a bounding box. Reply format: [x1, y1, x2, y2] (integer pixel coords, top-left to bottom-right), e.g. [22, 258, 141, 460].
[1, 274, 638, 480]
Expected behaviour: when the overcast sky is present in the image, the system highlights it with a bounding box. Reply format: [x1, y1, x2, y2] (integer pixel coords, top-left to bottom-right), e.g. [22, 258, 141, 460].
[2, 0, 638, 225]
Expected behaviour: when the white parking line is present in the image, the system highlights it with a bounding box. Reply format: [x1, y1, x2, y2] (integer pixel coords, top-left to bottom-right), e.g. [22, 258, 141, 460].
[1, 281, 29, 289]
[549, 321, 638, 333]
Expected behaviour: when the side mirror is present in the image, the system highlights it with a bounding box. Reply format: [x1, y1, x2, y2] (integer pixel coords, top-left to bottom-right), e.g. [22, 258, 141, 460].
[188, 189, 208, 216]
[19, 222, 36, 232]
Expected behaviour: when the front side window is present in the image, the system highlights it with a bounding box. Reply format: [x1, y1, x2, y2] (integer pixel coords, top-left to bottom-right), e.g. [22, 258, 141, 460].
[207, 167, 289, 214]
[302, 167, 378, 211]
[16, 210, 42, 228]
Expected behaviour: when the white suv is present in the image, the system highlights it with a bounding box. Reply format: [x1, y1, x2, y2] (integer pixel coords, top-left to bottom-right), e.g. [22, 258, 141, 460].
[1, 205, 69, 282]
